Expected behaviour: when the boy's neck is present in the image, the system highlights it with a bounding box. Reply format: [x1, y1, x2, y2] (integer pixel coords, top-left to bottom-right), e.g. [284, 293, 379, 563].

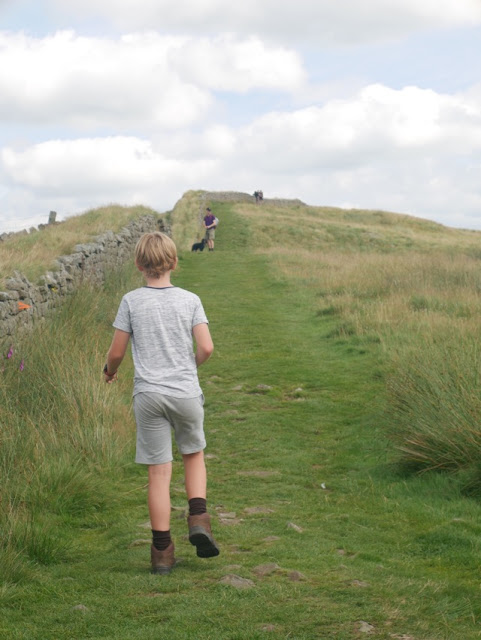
[145, 272, 173, 288]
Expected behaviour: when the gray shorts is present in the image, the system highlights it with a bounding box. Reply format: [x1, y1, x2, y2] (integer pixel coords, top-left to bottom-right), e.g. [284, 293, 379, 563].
[133, 392, 206, 465]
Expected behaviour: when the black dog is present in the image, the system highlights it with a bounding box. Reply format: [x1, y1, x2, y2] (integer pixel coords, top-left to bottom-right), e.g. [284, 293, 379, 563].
[191, 238, 207, 252]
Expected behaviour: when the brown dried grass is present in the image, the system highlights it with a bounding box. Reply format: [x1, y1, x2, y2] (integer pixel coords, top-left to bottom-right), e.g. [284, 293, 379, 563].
[0, 204, 158, 285]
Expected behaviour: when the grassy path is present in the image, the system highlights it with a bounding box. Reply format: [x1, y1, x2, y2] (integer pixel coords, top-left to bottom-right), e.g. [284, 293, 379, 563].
[2, 205, 481, 639]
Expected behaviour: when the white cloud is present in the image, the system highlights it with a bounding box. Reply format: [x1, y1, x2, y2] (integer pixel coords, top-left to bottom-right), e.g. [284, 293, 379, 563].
[0, 135, 218, 231]
[229, 84, 481, 173]
[47, 0, 481, 44]
[1, 1, 480, 235]
[168, 35, 306, 92]
[1, 136, 216, 195]
[0, 31, 304, 129]
[2, 82, 481, 231]
[0, 31, 210, 129]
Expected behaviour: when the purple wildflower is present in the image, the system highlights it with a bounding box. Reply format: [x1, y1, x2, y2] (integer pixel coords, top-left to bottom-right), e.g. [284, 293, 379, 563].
[7, 346, 13, 359]
[19, 359, 24, 372]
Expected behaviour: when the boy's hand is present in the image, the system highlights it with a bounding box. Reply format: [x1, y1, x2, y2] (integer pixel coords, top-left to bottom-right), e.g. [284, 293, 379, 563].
[103, 363, 118, 383]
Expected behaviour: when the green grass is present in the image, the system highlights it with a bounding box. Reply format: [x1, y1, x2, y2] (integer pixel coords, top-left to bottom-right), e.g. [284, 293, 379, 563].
[2, 199, 481, 638]
[231, 197, 481, 485]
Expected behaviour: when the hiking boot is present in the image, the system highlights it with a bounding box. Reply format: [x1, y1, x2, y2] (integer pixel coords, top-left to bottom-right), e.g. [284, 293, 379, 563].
[151, 542, 177, 575]
[188, 513, 220, 558]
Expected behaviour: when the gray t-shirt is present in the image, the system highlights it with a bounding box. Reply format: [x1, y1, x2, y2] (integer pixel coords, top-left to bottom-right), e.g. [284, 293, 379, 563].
[113, 286, 208, 398]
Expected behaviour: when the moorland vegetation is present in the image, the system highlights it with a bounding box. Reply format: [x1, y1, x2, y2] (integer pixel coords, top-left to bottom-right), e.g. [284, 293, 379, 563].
[1, 193, 481, 639]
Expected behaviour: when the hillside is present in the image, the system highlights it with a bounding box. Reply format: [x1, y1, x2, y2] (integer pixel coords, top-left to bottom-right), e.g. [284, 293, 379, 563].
[2, 193, 481, 639]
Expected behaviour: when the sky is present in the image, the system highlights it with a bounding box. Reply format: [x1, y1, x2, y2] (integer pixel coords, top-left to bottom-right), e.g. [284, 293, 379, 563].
[1, 0, 481, 232]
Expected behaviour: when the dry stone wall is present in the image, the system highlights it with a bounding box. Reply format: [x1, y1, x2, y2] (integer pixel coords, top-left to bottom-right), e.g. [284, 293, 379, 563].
[201, 190, 305, 208]
[0, 214, 168, 341]
[1, 190, 303, 341]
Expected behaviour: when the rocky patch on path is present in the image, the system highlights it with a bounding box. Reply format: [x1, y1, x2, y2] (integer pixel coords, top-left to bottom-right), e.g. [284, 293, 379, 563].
[357, 621, 375, 634]
[217, 510, 243, 525]
[219, 574, 255, 589]
[287, 570, 306, 581]
[244, 506, 274, 515]
[253, 563, 280, 577]
[222, 564, 242, 572]
[221, 560, 308, 582]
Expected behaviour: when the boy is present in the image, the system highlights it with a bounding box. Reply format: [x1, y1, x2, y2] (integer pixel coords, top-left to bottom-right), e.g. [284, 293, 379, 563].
[104, 231, 219, 574]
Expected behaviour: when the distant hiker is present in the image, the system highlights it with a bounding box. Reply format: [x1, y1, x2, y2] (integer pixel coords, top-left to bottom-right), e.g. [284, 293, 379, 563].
[203, 207, 216, 252]
[254, 190, 264, 203]
[104, 231, 219, 575]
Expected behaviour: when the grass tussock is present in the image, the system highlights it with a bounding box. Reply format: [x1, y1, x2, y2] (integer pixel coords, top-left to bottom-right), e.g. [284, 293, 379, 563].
[0, 204, 157, 285]
[386, 336, 481, 475]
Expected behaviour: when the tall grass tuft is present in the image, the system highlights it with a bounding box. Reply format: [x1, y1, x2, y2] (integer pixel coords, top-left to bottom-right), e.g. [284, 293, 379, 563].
[0, 263, 140, 585]
[386, 336, 481, 479]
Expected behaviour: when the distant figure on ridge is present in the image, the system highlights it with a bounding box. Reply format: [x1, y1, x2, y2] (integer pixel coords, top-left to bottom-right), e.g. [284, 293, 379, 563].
[203, 207, 216, 252]
[104, 232, 219, 575]
[254, 190, 264, 203]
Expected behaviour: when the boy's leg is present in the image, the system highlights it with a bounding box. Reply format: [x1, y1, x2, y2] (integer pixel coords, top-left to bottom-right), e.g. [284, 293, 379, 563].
[167, 396, 219, 558]
[183, 452, 219, 558]
[134, 392, 178, 573]
[183, 451, 206, 500]
[148, 462, 177, 574]
[148, 462, 172, 531]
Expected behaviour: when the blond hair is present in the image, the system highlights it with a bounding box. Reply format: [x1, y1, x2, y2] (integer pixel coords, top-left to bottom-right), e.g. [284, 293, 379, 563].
[135, 232, 177, 278]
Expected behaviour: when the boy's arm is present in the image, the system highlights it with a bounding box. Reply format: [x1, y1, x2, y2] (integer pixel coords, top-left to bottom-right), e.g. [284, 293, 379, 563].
[193, 323, 214, 367]
[104, 329, 130, 382]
